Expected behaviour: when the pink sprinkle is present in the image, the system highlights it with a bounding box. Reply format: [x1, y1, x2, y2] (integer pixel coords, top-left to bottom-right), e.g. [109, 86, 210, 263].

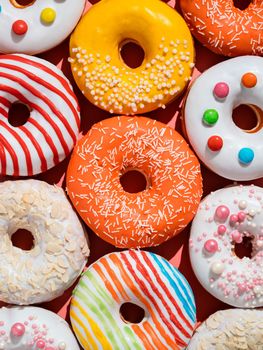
[0, 330, 5, 336]
[229, 214, 238, 225]
[231, 230, 242, 243]
[11, 323, 25, 337]
[46, 348, 55, 350]
[217, 225, 226, 235]
[204, 239, 218, 253]
[36, 340, 46, 349]
[238, 211, 246, 222]
[213, 82, 229, 99]
[32, 324, 37, 329]
[215, 205, 230, 223]
[0, 321, 4, 327]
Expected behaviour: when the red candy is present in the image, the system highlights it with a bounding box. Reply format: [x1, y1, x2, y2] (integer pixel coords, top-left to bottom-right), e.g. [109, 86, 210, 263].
[12, 20, 28, 35]
[207, 135, 223, 151]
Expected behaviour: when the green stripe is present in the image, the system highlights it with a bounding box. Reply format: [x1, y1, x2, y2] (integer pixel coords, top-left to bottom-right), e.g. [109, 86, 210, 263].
[77, 272, 143, 349]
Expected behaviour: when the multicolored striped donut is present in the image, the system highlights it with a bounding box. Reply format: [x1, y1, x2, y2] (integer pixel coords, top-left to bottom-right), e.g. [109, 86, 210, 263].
[0, 54, 80, 176]
[70, 250, 196, 350]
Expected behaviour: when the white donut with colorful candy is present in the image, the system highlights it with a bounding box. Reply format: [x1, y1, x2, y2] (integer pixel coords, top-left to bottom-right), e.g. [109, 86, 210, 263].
[189, 185, 263, 308]
[0, 306, 80, 349]
[0, 0, 85, 54]
[183, 56, 263, 181]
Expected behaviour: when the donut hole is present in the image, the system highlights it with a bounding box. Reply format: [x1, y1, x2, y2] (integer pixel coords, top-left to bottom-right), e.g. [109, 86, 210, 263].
[234, 236, 253, 259]
[120, 40, 145, 69]
[10, 0, 36, 8]
[8, 101, 31, 127]
[120, 169, 148, 193]
[120, 302, 145, 324]
[232, 104, 263, 133]
[11, 229, 35, 251]
[233, 0, 252, 11]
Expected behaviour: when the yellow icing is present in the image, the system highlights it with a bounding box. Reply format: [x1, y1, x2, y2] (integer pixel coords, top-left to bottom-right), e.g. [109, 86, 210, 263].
[69, 0, 195, 115]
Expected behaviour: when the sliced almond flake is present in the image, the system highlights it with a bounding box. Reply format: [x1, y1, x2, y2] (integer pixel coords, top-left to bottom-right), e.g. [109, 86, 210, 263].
[46, 242, 62, 254]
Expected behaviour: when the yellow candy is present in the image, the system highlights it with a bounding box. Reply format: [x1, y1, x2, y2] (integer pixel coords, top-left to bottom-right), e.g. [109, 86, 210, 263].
[70, 0, 195, 115]
[41, 8, 56, 24]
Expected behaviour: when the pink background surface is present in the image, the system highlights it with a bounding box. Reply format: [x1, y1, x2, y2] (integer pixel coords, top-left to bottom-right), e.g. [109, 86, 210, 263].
[1, 0, 262, 347]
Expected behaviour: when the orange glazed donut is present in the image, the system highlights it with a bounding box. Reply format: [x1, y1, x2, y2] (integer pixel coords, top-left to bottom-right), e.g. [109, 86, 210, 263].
[66, 116, 202, 248]
[180, 0, 263, 57]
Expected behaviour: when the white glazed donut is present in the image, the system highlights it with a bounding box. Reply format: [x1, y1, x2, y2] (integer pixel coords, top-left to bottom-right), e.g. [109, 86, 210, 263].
[70, 250, 196, 350]
[0, 54, 80, 176]
[0, 0, 85, 55]
[0, 306, 80, 349]
[184, 56, 263, 181]
[187, 309, 263, 350]
[0, 179, 89, 305]
[189, 185, 263, 308]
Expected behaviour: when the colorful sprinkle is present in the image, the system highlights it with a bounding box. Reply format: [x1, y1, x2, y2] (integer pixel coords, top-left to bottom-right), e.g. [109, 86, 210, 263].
[241, 73, 257, 88]
[41, 8, 56, 24]
[238, 148, 254, 164]
[202, 109, 219, 125]
[215, 206, 230, 223]
[204, 239, 218, 253]
[213, 82, 229, 99]
[12, 20, 28, 35]
[207, 135, 223, 151]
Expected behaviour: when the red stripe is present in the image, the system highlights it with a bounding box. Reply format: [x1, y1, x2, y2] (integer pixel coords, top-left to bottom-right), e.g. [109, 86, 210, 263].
[0, 72, 73, 154]
[0, 97, 48, 172]
[140, 251, 193, 332]
[0, 85, 60, 165]
[1, 54, 78, 104]
[0, 62, 80, 129]
[0, 137, 6, 175]
[0, 133, 19, 176]
[121, 252, 186, 347]
[0, 107, 33, 175]
[0, 96, 10, 108]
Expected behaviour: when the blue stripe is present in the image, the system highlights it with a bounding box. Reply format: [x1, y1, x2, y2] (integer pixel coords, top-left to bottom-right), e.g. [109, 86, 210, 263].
[150, 253, 196, 323]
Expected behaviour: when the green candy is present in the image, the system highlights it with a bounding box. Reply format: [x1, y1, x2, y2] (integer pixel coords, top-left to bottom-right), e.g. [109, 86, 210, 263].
[203, 109, 219, 125]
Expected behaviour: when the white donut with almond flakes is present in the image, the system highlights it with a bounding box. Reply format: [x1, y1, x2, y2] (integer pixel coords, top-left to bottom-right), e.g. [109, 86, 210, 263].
[0, 179, 89, 305]
[189, 185, 263, 308]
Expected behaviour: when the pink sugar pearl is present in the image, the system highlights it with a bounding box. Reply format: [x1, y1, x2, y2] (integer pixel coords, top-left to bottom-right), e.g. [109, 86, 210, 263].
[231, 230, 242, 243]
[217, 225, 227, 235]
[36, 340, 46, 348]
[230, 214, 238, 225]
[204, 239, 218, 253]
[213, 82, 229, 99]
[11, 323, 25, 337]
[45, 348, 55, 350]
[215, 205, 230, 222]
[238, 211, 246, 222]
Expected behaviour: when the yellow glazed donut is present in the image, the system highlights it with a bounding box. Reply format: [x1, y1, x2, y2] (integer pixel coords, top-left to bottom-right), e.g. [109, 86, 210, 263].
[69, 0, 195, 115]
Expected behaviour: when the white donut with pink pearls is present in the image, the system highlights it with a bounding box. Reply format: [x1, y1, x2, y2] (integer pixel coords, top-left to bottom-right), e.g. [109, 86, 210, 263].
[189, 185, 263, 308]
[0, 306, 80, 349]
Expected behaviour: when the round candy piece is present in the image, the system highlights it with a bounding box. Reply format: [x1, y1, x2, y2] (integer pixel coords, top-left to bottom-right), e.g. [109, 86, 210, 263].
[213, 82, 229, 99]
[238, 148, 254, 164]
[12, 20, 28, 35]
[41, 8, 56, 24]
[207, 135, 223, 151]
[203, 109, 219, 125]
[241, 72, 257, 88]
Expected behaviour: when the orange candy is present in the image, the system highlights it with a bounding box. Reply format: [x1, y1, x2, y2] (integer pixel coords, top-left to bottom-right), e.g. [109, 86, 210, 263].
[67, 116, 202, 248]
[241, 72, 257, 88]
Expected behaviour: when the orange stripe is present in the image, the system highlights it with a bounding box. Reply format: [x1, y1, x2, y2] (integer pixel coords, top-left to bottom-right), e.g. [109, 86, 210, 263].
[131, 324, 153, 350]
[110, 254, 174, 349]
[143, 323, 175, 350]
[93, 263, 120, 302]
[100, 257, 129, 300]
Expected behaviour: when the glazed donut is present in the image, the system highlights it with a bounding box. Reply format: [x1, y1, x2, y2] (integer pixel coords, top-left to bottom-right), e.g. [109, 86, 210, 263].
[183, 56, 263, 181]
[0, 179, 89, 305]
[0, 0, 85, 54]
[66, 116, 202, 248]
[0, 54, 80, 176]
[69, 0, 195, 115]
[189, 185, 263, 308]
[0, 306, 80, 349]
[70, 250, 196, 350]
[180, 0, 263, 57]
[188, 309, 263, 350]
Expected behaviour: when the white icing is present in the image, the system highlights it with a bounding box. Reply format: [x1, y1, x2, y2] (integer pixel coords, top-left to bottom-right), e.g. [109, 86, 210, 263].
[0, 54, 80, 176]
[187, 309, 263, 350]
[184, 56, 263, 181]
[0, 0, 85, 54]
[0, 306, 80, 349]
[0, 179, 89, 305]
[189, 185, 263, 308]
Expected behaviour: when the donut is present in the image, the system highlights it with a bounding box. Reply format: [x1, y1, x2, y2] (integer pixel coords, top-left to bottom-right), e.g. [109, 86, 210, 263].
[0, 0, 85, 54]
[189, 185, 263, 308]
[66, 116, 202, 248]
[180, 0, 263, 57]
[0, 54, 80, 176]
[188, 309, 263, 350]
[69, 0, 195, 115]
[0, 306, 80, 349]
[70, 250, 196, 350]
[183, 56, 263, 181]
[0, 179, 89, 305]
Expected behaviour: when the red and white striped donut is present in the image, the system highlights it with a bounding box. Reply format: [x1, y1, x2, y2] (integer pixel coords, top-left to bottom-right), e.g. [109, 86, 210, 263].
[0, 54, 80, 176]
